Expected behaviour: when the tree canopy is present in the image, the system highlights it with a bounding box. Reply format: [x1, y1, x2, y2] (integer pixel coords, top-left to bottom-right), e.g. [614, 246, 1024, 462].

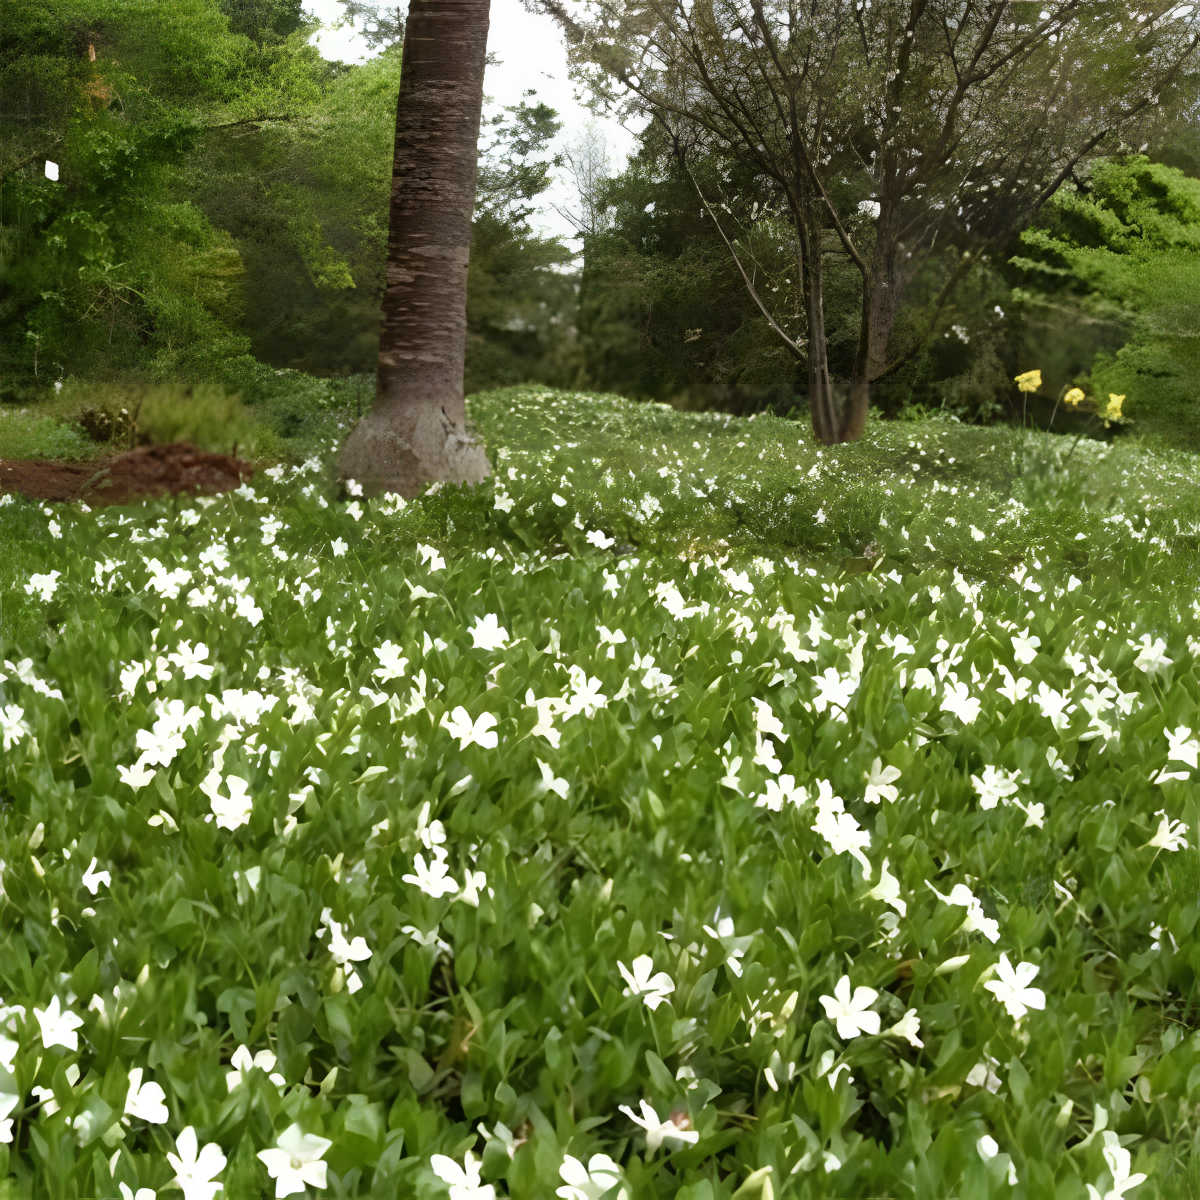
[0, 0, 577, 398]
[533, 0, 1200, 441]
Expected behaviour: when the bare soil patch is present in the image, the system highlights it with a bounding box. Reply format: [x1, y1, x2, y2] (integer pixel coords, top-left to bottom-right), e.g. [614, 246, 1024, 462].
[0, 442, 262, 507]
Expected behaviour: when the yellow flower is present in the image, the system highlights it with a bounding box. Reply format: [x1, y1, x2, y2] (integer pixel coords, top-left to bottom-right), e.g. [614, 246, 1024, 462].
[1105, 393, 1125, 420]
[1014, 370, 1041, 393]
[1063, 387, 1085, 408]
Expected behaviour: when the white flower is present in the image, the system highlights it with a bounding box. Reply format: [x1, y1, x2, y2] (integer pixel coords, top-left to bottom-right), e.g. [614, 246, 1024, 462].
[564, 670, 607, 718]
[1011, 629, 1041, 664]
[933, 882, 1000, 943]
[34, 995, 84, 1051]
[1034, 681, 1075, 731]
[1019, 800, 1045, 829]
[1130, 634, 1172, 675]
[403, 850, 459, 899]
[983, 953, 1045, 1021]
[536, 759, 569, 799]
[1165, 726, 1200, 769]
[753, 774, 806, 812]
[208, 774, 253, 831]
[993, 667, 1032, 700]
[430, 1150, 495, 1199]
[136, 723, 186, 768]
[811, 805, 871, 873]
[319, 909, 372, 965]
[702, 909, 754, 977]
[416, 542, 446, 572]
[886, 1007, 923, 1048]
[966, 1058, 1002, 1092]
[617, 954, 674, 1011]
[586, 529, 615, 549]
[372, 641, 409, 683]
[115, 1185, 156, 1200]
[819, 975, 880, 1040]
[256, 1123, 332, 1198]
[1086, 1130, 1148, 1200]
[123, 1067, 168, 1124]
[1147, 812, 1188, 853]
[441, 706, 499, 751]
[117, 758, 157, 790]
[166, 1126, 226, 1200]
[226, 1045, 285, 1091]
[941, 679, 981, 724]
[169, 640, 214, 681]
[0, 703, 30, 752]
[617, 1099, 699, 1154]
[970, 765, 1022, 810]
[233, 866, 262, 902]
[23, 570, 61, 601]
[810, 667, 856, 717]
[557, 1152, 629, 1200]
[81, 856, 111, 895]
[977, 1134, 1018, 1185]
[868, 858, 906, 917]
[863, 758, 901, 804]
[0, 1089, 19, 1144]
[751, 698, 786, 741]
[476, 1120, 522, 1159]
[469, 613, 510, 652]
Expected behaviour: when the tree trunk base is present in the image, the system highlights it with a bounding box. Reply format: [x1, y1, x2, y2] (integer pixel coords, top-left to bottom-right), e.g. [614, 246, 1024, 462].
[335, 403, 491, 499]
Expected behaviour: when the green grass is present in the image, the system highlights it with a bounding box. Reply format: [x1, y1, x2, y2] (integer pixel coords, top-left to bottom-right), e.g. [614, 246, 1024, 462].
[0, 373, 360, 469]
[1, 383, 1200, 1198]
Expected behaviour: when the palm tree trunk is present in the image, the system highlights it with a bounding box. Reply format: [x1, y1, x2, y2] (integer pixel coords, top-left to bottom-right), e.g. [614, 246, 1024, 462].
[336, 0, 493, 498]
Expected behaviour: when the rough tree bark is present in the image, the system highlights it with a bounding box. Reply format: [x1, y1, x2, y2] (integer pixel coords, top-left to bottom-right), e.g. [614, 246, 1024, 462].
[336, 0, 493, 498]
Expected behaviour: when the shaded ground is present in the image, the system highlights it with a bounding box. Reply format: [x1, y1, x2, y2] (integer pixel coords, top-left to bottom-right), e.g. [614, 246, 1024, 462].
[0, 442, 262, 507]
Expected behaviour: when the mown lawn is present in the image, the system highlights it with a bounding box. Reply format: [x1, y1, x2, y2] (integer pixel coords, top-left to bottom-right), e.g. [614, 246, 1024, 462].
[2, 384, 1200, 1198]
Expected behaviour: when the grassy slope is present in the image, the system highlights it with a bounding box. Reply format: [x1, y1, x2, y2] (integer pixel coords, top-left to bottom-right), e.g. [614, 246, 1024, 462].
[1, 385, 1200, 1196]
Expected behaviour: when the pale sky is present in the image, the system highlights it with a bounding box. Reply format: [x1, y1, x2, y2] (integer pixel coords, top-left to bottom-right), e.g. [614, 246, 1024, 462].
[302, 0, 643, 244]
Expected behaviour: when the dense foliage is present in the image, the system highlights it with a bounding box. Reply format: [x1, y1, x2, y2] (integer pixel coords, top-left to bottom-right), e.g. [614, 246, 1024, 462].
[4, 0, 1199, 449]
[1007, 155, 1200, 451]
[579, 118, 1200, 448]
[0, 0, 577, 402]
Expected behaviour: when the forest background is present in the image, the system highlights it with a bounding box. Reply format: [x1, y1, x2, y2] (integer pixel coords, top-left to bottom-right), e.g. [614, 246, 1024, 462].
[5, 0, 1200, 452]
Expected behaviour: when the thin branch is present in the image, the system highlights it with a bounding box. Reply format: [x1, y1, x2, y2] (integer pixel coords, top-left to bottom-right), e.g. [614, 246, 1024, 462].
[683, 156, 806, 360]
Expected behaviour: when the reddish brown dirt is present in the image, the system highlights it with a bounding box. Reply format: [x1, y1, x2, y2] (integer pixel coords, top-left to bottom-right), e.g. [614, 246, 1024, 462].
[0, 442, 265, 507]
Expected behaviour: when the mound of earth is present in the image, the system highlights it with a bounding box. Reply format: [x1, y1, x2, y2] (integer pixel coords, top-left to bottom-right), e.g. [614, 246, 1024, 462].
[0, 442, 263, 507]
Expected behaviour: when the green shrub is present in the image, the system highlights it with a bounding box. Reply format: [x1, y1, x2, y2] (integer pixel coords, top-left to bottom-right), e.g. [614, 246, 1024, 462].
[0, 409, 98, 461]
[52, 380, 262, 456]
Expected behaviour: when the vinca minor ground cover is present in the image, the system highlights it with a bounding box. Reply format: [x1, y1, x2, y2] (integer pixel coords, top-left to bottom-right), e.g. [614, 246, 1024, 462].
[2, 386, 1200, 1198]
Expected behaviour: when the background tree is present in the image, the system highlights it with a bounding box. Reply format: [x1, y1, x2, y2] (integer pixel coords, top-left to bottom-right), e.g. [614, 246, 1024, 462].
[2, 0, 572, 410]
[335, 0, 493, 498]
[467, 95, 580, 392]
[0, 0, 329, 393]
[575, 120, 816, 408]
[533, 0, 1200, 445]
[1002, 153, 1200, 450]
[552, 119, 613, 238]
